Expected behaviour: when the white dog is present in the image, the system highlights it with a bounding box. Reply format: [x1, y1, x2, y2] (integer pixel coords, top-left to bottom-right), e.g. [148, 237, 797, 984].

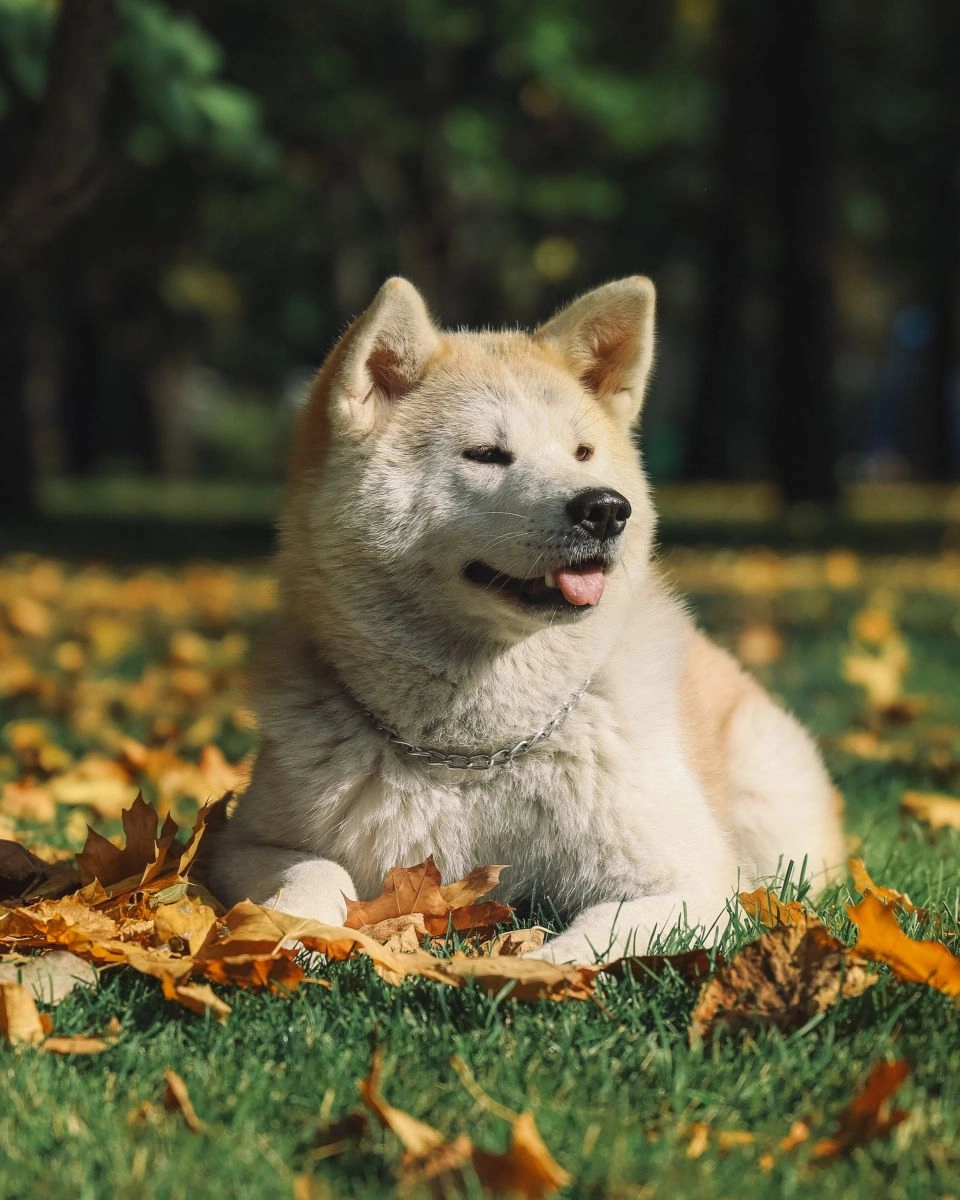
[205, 276, 844, 963]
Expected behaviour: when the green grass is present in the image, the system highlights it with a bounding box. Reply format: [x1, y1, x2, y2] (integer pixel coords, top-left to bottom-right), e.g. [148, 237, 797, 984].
[2, 555, 960, 1199]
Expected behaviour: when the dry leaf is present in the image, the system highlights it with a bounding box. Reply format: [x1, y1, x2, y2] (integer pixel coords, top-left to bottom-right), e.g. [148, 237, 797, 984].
[485, 927, 549, 957]
[360, 1051, 569, 1198]
[901, 789, 960, 831]
[43, 1035, 114, 1054]
[691, 923, 876, 1040]
[76, 792, 182, 888]
[0, 949, 97, 1004]
[812, 1060, 909, 1159]
[0, 840, 80, 903]
[164, 1069, 206, 1133]
[600, 948, 716, 985]
[738, 886, 814, 928]
[847, 894, 960, 998]
[0, 980, 46, 1045]
[344, 857, 513, 936]
[360, 913, 428, 953]
[848, 858, 925, 917]
[161, 978, 231, 1023]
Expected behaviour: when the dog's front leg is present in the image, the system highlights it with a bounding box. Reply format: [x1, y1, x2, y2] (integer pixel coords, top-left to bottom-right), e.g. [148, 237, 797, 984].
[528, 891, 726, 965]
[206, 842, 357, 926]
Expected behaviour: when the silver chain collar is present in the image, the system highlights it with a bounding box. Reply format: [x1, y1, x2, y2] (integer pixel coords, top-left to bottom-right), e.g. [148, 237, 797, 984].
[361, 679, 591, 771]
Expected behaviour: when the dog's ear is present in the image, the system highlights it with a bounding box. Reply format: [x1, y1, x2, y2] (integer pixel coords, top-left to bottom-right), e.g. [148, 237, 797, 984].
[536, 277, 656, 426]
[329, 277, 440, 435]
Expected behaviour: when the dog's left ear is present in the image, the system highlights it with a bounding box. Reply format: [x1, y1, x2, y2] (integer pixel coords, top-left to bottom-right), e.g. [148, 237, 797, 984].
[536, 277, 656, 426]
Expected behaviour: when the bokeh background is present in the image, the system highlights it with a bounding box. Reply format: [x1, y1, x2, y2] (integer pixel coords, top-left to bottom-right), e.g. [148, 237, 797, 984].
[1, 0, 958, 545]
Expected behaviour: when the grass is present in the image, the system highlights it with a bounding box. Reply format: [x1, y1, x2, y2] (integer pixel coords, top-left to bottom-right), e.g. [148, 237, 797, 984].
[1, 542, 960, 1199]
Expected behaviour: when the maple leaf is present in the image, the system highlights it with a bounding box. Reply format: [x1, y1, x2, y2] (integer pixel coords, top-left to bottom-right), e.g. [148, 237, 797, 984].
[738, 886, 814, 928]
[75, 792, 183, 888]
[164, 1069, 207, 1133]
[0, 840, 80, 904]
[691, 923, 876, 1041]
[848, 858, 926, 918]
[360, 1051, 570, 1198]
[847, 893, 960, 998]
[343, 856, 513, 936]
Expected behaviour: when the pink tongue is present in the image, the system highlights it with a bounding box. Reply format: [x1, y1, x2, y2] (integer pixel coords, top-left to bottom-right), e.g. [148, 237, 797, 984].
[555, 566, 605, 606]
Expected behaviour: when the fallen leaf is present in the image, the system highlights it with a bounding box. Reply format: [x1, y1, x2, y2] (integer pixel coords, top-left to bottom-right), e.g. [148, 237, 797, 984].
[847, 893, 960, 998]
[43, 1035, 114, 1054]
[164, 1069, 206, 1133]
[849, 859, 925, 917]
[842, 636, 909, 709]
[161, 978, 231, 1023]
[901, 789, 960, 831]
[344, 857, 513, 936]
[1, 780, 56, 824]
[812, 1060, 909, 1159]
[600, 948, 716, 985]
[486, 927, 549, 957]
[0, 949, 97, 1004]
[359, 913, 428, 953]
[0, 840, 80, 903]
[691, 923, 876, 1040]
[360, 1051, 569, 1198]
[76, 792, 183, 888]
[0, 980, 47, 1045]
[738, 886, 814, 928]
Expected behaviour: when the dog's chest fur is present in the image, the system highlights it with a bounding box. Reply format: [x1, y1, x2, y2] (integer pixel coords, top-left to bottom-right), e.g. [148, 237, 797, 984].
[236, 588, 693, 914]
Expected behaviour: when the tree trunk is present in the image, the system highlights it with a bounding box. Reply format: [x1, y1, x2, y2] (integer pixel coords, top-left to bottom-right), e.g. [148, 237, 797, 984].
[0, 285, 35, 516]
[685, 0, 757, 480]
[767, 0, 838, 504]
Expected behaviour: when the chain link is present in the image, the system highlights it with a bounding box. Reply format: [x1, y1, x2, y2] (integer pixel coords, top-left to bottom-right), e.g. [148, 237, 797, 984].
[364, 680, 590, 771]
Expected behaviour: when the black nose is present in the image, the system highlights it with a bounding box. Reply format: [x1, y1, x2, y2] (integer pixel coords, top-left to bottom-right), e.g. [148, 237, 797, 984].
[566, 488, 632, 541]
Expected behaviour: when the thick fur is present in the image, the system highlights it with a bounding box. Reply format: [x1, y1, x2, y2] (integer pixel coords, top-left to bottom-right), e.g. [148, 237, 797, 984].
[205, 276, 845, 963]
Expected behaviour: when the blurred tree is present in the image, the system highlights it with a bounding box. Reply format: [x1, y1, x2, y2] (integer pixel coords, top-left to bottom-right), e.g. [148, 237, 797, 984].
[0, 0, 274, 513]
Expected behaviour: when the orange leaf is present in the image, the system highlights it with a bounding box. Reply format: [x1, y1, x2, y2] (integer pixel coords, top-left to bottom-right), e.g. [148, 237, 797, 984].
[847, 894, 960, 997]
[0, 981, 46, 1045]
[812, 1061, 909, 1159]
[360, 1051, 569, 1198]
[848, 858, 925, 917]
[164, 1069, 206, 1133]
[343, 856, 513, 936]
[738, 886, 813, 928]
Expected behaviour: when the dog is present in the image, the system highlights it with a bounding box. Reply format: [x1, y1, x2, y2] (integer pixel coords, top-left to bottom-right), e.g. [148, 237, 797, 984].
[205, 276, 844, 963]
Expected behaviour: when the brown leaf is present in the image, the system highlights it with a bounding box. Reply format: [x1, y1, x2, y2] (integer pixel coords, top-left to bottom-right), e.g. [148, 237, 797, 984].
[811, 1061, 909, 1159]
[344, 856, 513, 936]
[360, 913, 428, 953]
[434, 953, 598, 1003]
[485, 927, 549, 957]
[901, 789, 960, 831]
[600, 948, 716, 985]
[691, 924, 876, 1041]
[849, 858, 925, 917]
[0, 840, 80, 903]
[360, 1052, 569, 1199]
[75, 792, 182, 888]
[163, 1069, 206, 1133]
[0, 980, 46, 1045]
[161, 978, 231, 1023]
[738, 886, 814, 928]
[847, 893, 960, 997]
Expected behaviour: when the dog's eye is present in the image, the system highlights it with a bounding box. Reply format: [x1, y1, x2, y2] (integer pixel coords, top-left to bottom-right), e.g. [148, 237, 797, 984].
[463, 446, 514, 466]
[574, 444, 594, 462]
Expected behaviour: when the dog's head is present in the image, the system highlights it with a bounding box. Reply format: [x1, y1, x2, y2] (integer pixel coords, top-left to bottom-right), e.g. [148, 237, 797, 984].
[282, 277, 658, 650]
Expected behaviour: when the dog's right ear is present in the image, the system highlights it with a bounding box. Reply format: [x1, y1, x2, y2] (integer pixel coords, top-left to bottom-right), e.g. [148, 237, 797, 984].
[327, 277, 440, 436]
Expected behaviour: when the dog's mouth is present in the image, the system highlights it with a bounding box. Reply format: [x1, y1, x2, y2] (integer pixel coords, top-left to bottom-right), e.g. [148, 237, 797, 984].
[463, 559, 609, 611]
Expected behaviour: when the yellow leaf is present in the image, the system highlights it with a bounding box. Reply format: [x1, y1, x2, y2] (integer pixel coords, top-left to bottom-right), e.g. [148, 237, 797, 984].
[901, 789, 960, 831]
[847, 894, 960, 997]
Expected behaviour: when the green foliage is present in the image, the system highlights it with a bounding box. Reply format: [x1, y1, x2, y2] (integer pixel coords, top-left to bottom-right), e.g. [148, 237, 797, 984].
[0, 0, 54, 113]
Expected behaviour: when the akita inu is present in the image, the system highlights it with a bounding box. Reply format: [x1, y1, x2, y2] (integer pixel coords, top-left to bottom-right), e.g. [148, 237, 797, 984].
[206, 276, 844, 963]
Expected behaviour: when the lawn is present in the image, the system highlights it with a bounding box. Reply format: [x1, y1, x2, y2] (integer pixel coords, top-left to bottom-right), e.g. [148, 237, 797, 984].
[1, 538, 959, 1199]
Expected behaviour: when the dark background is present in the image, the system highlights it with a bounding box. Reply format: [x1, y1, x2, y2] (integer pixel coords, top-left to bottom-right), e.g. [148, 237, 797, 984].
[1, 0, 958, 529]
